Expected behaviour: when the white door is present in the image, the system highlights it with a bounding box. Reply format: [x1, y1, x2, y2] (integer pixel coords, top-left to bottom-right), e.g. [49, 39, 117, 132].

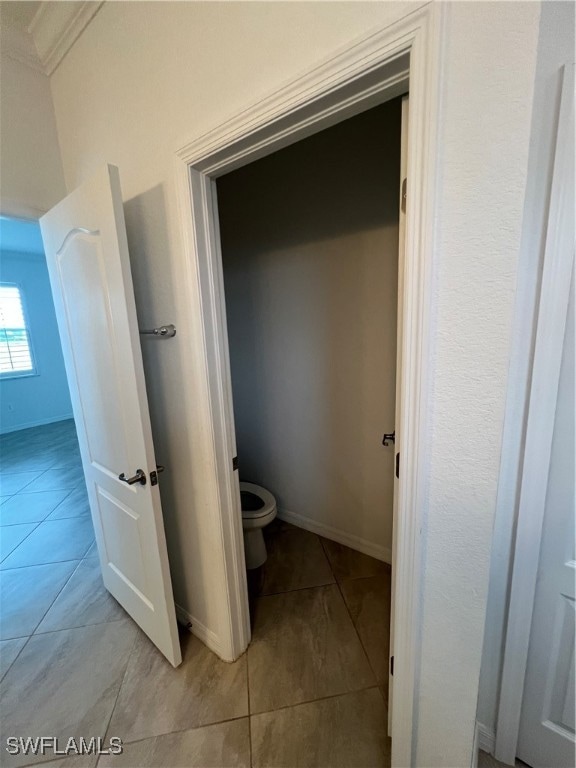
[389, 93, 409, 733]
[40, 164, 182, 667]
[516, 267, 575, 767]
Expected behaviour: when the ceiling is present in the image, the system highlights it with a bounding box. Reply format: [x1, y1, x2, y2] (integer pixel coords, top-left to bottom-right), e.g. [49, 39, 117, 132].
[0, 1, 41, 30]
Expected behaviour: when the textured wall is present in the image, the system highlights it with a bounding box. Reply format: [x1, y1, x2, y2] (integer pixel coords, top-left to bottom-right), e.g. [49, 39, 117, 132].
[44, 2, 541, 764]
[0, 54, 65, 216]
[416, 4, 540, 763]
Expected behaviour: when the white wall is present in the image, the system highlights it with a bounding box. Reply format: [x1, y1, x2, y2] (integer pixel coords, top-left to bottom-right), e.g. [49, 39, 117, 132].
[0, 246, 73, 433]
[477, 0, 576, 743]
[43, 2, 542, 765]
[413, 5, 540, 763]
[218, 101, 401, 561]
[0, 50, 65, 217]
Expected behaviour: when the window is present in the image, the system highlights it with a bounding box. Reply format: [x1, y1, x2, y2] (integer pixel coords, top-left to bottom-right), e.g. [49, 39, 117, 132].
[0, 284, 35, 376]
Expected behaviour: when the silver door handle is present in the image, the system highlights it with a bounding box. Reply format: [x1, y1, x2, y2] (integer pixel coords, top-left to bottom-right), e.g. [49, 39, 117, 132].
[119, 469, 147, 486]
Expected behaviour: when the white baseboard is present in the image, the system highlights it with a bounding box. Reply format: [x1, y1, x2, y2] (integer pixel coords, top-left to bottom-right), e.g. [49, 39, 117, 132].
[278, 507, 392, 564]
[472, 721, 479, 768]
[0, 413, 74, 435]
[475, 721, 496, 755]
[175, 603, 230, 661]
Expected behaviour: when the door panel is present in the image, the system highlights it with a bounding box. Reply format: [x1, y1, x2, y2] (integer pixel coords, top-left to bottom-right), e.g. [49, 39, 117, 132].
[40, 164, 181, 666]
[57, 232, 128, 471]
[517, 270, 575, 767]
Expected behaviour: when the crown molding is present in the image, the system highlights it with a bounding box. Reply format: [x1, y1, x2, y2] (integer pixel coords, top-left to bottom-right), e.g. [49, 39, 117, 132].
[0, 25, 44, 73]
[29, 1, 103, 76]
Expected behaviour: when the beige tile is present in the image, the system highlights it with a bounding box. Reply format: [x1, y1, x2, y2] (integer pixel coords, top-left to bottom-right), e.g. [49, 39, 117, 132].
[0, 561, 79, 639]
[100, 719, 250, 768]
[36, 558, 126, 633]
[251, 688, 391, 767]
[0, 472, 43, 496]
[0, 523, 37, 562]
[321, 538, 390, 582]
[84, 542, 97, 558]
[339, 573, 392, 690]
[21, 468, 79, 494]
[261, 525, 335, 595]
[23, 754, 98, 768]
[478, 751, 526, 768]
[1, 517, 94, 569]
[47, 485, 91, 521]
[248, 584, 375, 714]
[0, 620, 138, 767]
[0, 490, 70, 525]
[108, 629, 248, 743]
[0, 637, 27, 680]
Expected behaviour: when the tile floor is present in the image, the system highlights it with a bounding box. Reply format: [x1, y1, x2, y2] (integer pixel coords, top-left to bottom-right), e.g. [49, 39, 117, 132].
[0, 420, 393, 767]
[478, 751, 527, 768]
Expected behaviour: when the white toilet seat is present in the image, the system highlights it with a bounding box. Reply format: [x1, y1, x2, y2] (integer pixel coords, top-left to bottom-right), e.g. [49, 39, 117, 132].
[239, 482, 277, 527]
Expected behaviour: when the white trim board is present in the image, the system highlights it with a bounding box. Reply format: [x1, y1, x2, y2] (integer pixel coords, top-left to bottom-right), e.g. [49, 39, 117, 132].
[476, 722, 496, 755]
[278, 508, 392, 565]
[174, 603, 227, 661]
[0, 413, 74, 435]
[29, 2, 104, 76]
[495, 63, 575, 764]
[174, 5, 446, 764]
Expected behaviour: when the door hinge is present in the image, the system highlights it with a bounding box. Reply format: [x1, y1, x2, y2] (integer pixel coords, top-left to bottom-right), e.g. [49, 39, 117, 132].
[382, 431, 395, 446]
[395, 452, 400, 479]
[390, 655, 394, 676]
[401, 178, 407, 213]
[232, 456, 238, 471]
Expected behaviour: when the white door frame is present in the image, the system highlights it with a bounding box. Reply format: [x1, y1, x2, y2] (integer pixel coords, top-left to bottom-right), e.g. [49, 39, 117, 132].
[494, 63, 575, 765]
[174, 5, 446, 765]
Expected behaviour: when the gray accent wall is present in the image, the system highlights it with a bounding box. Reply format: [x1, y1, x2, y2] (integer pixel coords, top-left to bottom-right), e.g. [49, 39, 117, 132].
[218, 100, 402, 560]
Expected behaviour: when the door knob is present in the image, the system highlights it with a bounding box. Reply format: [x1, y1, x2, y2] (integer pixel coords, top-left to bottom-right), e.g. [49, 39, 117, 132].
[119, 469, 147, 486]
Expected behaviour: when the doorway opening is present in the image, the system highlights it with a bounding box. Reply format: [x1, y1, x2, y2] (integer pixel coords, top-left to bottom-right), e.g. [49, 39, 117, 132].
[176, 10, 442, 759]
[0, 215, 106, 649]
[213, 95, 405, 756]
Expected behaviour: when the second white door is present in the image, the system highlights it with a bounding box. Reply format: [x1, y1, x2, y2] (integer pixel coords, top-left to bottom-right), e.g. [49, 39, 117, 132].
[40, 164, 182, 667]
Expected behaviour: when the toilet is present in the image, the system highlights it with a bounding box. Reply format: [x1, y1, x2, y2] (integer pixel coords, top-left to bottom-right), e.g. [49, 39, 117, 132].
[239, 481, 277, 569]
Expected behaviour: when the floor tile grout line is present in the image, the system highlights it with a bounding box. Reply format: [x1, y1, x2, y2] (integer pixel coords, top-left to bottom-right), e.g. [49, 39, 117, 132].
[0, 486, 79, 495]
[30, 557, 91, 636]
[0, 501, 84, 527]
[107, 713, 251, 751]
[0, 632, 33, 684]
[319, 534, 336, 580]
[5, 616, 129, 643]
[318, 531, 386, 689]
[258, 578, 336, 598]
[102, 624, 141, 747]
[100, 686, 385, 754]
[40, 484, 79, 518]
[0, 518, 45, 565]
[33, 616, 129, 638]
[334, 570, 382, 689]
[0, 550, 95, 572]
[12, 557, 86, 641]
[12, 467, 50, 495]
[249, 684, 385, 719]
